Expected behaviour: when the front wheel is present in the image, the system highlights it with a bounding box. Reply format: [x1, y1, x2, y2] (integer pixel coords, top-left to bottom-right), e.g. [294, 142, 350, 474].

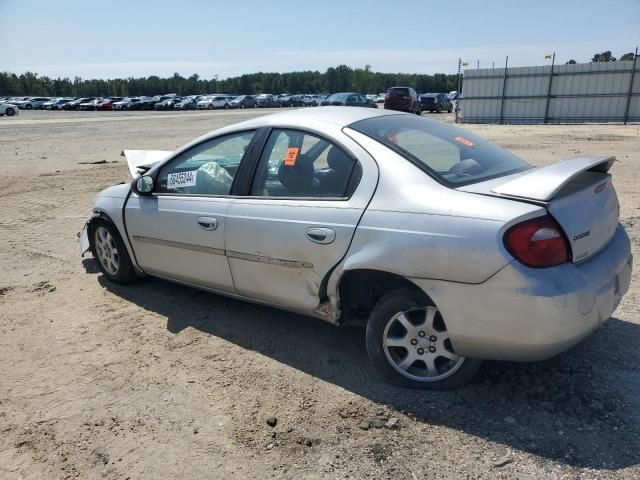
[6, 108, 16, 116]
[89, 219, 138, 284]
[366, 289, 482, 389]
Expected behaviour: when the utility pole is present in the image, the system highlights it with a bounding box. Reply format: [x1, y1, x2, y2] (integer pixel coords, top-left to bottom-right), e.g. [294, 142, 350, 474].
[543, 52, 556, 124]
[456, 58, 462, 123]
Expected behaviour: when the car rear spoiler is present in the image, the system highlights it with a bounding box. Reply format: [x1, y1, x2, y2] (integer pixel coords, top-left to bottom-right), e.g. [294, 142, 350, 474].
[121, 149, 173, 177]
[491, 155, 616, 202]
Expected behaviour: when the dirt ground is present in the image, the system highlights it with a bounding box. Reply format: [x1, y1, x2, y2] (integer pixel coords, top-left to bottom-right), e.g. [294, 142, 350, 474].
[0, 109, 638, 480]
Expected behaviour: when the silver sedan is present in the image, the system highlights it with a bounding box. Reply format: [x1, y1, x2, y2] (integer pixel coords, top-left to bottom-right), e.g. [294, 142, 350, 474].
[80, 107, 633, 389]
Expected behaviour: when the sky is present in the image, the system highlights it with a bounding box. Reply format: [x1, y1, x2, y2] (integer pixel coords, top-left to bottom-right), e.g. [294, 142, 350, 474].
[0, 0, 638, 79]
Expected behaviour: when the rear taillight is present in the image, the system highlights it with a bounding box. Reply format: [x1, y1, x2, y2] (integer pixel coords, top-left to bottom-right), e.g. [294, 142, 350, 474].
[504, 215, 570, 268]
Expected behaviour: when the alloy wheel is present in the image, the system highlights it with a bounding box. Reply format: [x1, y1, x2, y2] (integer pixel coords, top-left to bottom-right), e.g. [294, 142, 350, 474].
[382, 306, 465, 382]
[94, 226, 120, 275]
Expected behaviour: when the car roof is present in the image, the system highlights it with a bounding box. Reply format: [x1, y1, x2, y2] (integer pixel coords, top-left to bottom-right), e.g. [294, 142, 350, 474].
[225, 106, 400, 130]
[172, 107, 406, 159]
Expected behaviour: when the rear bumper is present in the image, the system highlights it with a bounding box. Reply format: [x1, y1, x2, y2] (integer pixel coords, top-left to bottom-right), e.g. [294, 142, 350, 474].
[384, 103, 412, 112]
[410, 225, 632, 361]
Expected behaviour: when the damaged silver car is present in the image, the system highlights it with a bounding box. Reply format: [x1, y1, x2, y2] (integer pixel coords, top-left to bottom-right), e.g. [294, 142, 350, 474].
[80, 107, 632, 389]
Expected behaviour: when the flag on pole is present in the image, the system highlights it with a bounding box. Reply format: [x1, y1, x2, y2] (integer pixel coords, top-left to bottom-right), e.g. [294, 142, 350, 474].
[544, 54, 552, 59]
[462, 62, 469, 66]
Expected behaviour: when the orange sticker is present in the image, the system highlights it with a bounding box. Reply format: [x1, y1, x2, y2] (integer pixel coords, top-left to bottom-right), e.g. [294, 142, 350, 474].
[284, 147, 299, 166]
[454, 136, 475, 147]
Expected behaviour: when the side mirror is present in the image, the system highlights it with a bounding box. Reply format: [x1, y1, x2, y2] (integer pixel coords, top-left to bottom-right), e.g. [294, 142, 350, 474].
[134, 175, 154, 195]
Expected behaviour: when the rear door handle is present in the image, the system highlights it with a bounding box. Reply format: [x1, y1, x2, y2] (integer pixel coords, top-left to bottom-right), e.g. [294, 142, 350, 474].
[197, 217, 218, 231]
[306, 227, 335, 244]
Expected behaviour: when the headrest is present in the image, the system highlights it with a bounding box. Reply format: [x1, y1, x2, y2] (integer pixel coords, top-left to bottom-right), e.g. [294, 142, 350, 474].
[278, 153, 314, 194]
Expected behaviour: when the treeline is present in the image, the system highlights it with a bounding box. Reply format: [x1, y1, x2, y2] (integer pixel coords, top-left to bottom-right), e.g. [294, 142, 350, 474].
[0, 65, 458, 97]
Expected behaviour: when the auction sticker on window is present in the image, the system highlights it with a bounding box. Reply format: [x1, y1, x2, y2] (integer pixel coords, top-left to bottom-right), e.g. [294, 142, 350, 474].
[454, 136, 475, 147]
[167, 170, 197, 189]
[284, 147, 299, 166]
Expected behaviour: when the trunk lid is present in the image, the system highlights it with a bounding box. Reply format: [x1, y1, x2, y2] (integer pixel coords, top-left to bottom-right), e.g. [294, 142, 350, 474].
[459, 156, 619, 263]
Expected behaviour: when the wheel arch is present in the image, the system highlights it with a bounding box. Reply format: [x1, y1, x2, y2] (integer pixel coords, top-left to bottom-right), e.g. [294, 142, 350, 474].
[88, 202, 144, 275]
[336, 268, 431, 325]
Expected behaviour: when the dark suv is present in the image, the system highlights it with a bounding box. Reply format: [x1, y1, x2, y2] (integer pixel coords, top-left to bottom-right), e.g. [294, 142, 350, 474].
[384, 86, 421, 114]
[420, 93, 453, 113]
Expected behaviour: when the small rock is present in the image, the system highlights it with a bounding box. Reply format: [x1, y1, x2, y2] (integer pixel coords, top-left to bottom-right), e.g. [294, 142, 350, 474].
[358, 421, 371, 431]
[266, 443, 274, 450]
[385, 417, 399, 429]
[504, 416, 517, 425]
[266, 416, 277, 427]
[494, 449, 513, 467]
[370, 418, 386, 429]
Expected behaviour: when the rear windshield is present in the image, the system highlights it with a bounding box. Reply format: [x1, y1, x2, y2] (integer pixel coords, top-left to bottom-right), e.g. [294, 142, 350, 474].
[349, 115, 530, 186]
[388, 88, 409, 96]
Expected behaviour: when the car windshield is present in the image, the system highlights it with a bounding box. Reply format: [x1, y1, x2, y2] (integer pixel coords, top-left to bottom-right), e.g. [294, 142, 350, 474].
[349, 115, 531, 187]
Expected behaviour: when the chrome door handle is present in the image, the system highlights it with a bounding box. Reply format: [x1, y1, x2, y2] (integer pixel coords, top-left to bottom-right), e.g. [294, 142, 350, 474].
[197, 217, 218, 231]
[306, 227, 336, 244]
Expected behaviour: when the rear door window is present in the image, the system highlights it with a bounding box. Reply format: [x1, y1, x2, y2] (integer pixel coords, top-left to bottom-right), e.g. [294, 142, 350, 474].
[250, 129, 359, 198]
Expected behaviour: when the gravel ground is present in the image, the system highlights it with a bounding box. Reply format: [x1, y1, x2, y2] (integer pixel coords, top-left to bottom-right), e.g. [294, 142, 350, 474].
[0, 109, 638, 479]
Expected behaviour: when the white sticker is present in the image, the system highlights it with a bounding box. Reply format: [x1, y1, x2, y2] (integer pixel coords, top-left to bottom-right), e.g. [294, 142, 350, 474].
[167, 170, 197, 189]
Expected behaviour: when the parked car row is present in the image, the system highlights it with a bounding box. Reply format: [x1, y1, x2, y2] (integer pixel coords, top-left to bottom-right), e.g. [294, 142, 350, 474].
[1, 89, 459, 116]
[382, 87, 455, 115]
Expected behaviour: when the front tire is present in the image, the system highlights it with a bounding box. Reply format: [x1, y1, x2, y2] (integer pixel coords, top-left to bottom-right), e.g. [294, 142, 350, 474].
[6, 108, 15, 116]
[89, 219, 138, 284]
[366, 289, 482, 390]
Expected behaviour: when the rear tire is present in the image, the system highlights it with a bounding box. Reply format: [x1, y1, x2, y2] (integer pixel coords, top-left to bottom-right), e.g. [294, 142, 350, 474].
[6, 108, 15, 117]
[26, 104, 33, 110]
[366, 289, 482, 390]
[89, 219, 138, 284]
